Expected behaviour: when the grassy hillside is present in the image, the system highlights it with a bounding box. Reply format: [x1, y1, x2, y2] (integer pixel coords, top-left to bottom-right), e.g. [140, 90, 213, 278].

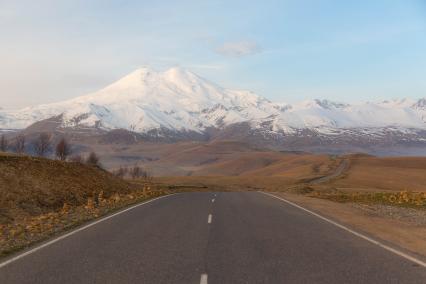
[327, 155, 426, 192]
[2, 148, 425, 257]
[0, 153, 136, 224]
[0, 153, 165, 257]
[105, 140, 340, 177]
[155, 153, 426, 210]
[72, 140, 338, 176]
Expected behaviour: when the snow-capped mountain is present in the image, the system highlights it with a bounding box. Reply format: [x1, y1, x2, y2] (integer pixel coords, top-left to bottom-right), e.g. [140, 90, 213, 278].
[0, 67, 277, 132]
[1, 67, 425, 146]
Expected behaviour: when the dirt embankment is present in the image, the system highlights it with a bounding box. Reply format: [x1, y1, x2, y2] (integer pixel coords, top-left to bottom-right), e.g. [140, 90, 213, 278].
[0, 154, 135, 224]
[0, 153, 165, 257]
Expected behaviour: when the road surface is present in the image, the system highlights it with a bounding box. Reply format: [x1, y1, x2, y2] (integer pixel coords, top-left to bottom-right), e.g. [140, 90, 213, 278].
[1, 192, 425, 283]
[310, 159, 349, 184]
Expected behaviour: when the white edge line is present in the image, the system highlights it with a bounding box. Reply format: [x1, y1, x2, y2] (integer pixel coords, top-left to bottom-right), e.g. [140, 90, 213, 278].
[259, 191, 426, 268]
[0, 194, 175, 269]
[200, 273, 208, 284]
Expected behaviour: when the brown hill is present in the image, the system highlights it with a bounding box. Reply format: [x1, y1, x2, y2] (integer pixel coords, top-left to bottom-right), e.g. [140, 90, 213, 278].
[328, 155, 426, 192]
[119, 140, 336, 177]
[0, 153, 134, 224]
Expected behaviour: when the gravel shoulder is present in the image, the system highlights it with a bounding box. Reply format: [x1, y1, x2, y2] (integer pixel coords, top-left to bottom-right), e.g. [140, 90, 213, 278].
[271, 192, 426, 260]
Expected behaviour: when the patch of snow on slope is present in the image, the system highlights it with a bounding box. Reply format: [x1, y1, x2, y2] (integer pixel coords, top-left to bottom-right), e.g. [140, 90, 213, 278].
[0, 67, 425, 135]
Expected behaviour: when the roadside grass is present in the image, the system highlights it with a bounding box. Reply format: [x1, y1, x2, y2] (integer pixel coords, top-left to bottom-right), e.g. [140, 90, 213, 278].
[2, 151, 425, 258]
[0, 154, 138, 224]
[153, 176, 304, 192]
[298, 188, 426, 210]
[0, 153, 170, 258]
[0, 184, 167, 258]
[154, 175, 426, 210]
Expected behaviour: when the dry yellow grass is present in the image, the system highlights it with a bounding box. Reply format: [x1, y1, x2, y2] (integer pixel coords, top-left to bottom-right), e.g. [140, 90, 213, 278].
[2, 149, 426, 258]
[0, 153, 139, 224]
[154, 176, 298, 192]
[325, 155, 426, 192]
[154, 154, 426, 210]
[0, 183, 164, 257]
[0, 153, 173, 256]
[307, 190, 426, 209]
[93, 140, 341, 177]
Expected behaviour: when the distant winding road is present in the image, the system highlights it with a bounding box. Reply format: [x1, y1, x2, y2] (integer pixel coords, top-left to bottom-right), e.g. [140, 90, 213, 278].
[1, 192, 425, 284]
[310, 159, 349, 184]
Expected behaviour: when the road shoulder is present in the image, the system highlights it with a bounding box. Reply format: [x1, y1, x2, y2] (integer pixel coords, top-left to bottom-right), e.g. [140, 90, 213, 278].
[269, 192, 426, 260]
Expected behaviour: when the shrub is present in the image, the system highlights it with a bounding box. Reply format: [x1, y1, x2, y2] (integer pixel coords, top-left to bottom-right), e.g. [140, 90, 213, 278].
[86, 152, 101, 167]
[55, 138, 71, 161]
[33, 133, 52, 157]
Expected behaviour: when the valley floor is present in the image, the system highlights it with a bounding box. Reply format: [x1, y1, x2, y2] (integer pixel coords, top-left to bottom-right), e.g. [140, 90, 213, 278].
[151, 155, 426, 259]
[1, 150, 425, 268]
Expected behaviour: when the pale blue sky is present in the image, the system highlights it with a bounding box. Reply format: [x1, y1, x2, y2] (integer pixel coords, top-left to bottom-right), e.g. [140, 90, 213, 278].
[1, 0, 426, 108]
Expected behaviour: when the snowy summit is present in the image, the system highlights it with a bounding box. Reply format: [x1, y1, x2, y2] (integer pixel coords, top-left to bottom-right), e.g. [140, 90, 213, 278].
[0, 67, 425, 136]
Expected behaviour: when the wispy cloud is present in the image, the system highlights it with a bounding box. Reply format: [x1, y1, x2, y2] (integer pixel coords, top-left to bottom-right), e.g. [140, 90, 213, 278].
[215, 40, 262, 57]
[189, 63, 226, 70]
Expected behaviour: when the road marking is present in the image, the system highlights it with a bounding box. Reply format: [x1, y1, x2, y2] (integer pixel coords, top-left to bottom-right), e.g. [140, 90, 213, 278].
[211, 198, 215, 203]
[0, 194, 176, 269]
[208, 214, 212, 224]
[200, 273, 208, 284]
[259, 191, 426, 268]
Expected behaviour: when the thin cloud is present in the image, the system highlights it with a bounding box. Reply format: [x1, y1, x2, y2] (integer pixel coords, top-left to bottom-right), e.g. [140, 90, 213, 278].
[215, 40, 262, 57]
[189, 63, 226, 70]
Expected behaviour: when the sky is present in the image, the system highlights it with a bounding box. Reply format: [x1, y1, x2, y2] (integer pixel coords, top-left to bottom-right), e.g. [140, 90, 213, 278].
[1, 0, 426, 108]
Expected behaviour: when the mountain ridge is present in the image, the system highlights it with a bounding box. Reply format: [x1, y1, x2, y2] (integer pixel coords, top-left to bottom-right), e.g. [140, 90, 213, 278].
[1, 67, 425, 150]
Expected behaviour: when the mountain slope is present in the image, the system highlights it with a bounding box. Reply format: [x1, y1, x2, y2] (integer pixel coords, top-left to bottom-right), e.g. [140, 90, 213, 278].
[0, 67, 425, 147]
[0, 67, 276, 133]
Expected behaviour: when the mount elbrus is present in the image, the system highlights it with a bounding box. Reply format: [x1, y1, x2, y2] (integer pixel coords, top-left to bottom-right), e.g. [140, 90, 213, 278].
[1, 67, 425, 154]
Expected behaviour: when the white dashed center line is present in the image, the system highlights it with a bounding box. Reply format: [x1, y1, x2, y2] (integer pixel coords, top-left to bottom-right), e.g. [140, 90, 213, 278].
[208, 214, 212, 224]
[211, 198, 215, 203]
[200, 273, 208, 284]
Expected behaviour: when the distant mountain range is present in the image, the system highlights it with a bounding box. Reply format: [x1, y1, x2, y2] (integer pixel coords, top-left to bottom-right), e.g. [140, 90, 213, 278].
[1, 67, 425, 155]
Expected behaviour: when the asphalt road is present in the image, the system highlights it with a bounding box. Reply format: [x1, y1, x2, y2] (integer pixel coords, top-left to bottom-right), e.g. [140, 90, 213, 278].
[1, 192, 425, 284]
[310, 159, 349, 184]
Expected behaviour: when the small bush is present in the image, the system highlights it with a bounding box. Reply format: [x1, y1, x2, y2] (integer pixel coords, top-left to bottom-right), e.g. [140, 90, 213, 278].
[56, 138, 71, 161]
[86, 152, 101, 167]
